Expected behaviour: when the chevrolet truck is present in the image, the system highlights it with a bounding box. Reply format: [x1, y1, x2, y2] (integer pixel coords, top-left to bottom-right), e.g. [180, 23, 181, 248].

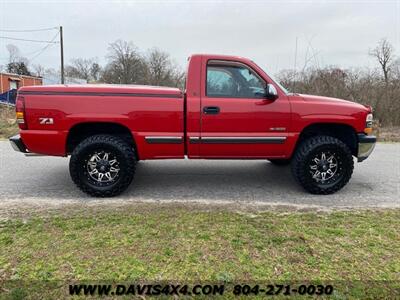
[9, 54, 376, 197]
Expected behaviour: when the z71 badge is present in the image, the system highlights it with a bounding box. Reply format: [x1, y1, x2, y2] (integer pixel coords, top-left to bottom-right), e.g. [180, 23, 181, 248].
[39, 117, 54, 125]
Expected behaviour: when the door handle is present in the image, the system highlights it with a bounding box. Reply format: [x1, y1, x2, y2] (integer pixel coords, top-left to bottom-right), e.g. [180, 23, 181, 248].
[203, 106, 220, 114]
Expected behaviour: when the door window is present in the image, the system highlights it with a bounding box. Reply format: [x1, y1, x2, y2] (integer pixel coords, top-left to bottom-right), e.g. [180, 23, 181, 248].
[206, 64, 266, 98]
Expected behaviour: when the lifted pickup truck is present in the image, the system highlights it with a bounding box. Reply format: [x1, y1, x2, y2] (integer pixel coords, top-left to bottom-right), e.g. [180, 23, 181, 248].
[10, 54, 376, 197]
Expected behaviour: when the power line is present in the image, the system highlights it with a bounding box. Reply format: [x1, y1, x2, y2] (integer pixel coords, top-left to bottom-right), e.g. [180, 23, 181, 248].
[0, 31, 60, 63]
[23, 46, 53, 57]
[0, 48, 46, 62]
[29, 31, 60, 62]
[0, 36, 59, 44]
[29, 43, 57, 62]
[0, 27, 58, 33]
[0, 25, 64, 83]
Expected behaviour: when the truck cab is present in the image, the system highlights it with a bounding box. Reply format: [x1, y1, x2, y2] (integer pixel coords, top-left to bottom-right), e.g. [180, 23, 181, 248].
[185, 55, 292, 159]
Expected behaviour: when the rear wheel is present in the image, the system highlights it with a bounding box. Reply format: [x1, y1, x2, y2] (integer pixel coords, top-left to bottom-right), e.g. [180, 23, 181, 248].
[291, 135, 354, 194]
[69, 135, 136, 197]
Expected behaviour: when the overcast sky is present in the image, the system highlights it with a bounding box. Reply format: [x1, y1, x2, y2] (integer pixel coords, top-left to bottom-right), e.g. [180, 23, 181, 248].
[0, 0, 399, 75]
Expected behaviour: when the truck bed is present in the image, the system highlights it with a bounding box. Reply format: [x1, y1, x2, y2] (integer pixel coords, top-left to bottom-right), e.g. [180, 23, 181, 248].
[18, 84, 185, 159]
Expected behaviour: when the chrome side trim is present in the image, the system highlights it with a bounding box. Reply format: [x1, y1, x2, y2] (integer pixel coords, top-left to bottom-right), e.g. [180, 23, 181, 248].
[145, 136, 183, 144]
[189, 137, 200, 144]
[189, 136, 286, 144]
[24, 153, 45, 157]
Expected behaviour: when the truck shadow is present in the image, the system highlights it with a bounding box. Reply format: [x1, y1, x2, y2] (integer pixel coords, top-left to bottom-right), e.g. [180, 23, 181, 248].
[2, 159, 308, 201]
[124, 160, 303, 201]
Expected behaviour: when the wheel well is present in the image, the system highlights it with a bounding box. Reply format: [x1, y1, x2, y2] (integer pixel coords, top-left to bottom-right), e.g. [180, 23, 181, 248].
[296, 123, 358, 156]
[66, 122, 138, 159]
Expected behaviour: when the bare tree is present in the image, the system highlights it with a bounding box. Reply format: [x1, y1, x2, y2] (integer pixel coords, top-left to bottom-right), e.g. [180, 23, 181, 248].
[90, 62, 101, 82]
[32, 64, 45, 77]
[65, 58, 99, 82]
[5, 44, 31, 75]
[145, 48, 184, 87]
[369, 39, 395, 83]
[101, 40, 146, 84]
[6, 44, 20, 64]
[391, 58, 400, 80]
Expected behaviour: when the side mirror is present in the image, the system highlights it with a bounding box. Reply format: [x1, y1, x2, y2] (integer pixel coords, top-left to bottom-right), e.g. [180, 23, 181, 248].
[265, 84, 278, 100]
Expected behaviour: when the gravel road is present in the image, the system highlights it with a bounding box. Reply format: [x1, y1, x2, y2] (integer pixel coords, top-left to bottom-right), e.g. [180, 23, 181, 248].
[0, 141, 399, 216]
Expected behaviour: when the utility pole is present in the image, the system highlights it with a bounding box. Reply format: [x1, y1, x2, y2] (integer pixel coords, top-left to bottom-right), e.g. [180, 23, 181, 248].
[60, 26, 64, 84]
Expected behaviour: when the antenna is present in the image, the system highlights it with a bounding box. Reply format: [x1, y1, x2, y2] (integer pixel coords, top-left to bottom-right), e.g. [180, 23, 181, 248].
[60, 26, 64, 84]
[292, 36, 298, 92]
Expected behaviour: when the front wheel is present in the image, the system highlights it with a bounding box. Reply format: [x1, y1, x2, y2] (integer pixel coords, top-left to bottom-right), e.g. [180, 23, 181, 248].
[69, 135, 136, 197]
[291, 136, 354, 194]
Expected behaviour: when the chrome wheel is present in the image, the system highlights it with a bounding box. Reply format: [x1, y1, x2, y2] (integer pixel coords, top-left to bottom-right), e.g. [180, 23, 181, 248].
[86, 151, 120, 185]
[309, 151, 338, 183]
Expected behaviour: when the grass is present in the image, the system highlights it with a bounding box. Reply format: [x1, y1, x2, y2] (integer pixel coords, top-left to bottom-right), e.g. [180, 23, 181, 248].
[0, 207, 399, 299]
[375, 126, 400, 142]
[0, 105, 18, 139]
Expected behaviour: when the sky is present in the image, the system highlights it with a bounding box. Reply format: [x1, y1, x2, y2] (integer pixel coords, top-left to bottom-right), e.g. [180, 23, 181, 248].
[0, 0, 399, 75]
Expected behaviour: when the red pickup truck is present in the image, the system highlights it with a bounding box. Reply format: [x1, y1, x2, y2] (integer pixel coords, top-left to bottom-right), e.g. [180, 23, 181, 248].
[9, 54, 376, 197]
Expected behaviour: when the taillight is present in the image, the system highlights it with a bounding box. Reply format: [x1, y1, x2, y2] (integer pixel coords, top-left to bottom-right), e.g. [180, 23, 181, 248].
[16, 96, 27, 130]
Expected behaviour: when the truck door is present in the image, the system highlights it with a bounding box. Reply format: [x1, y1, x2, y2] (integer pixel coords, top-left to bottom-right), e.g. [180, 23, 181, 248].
[198, 59, 291, 158]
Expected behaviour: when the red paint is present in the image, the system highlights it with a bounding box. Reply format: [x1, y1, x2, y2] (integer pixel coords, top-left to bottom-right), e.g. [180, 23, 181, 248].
[17, 54, 371, 159]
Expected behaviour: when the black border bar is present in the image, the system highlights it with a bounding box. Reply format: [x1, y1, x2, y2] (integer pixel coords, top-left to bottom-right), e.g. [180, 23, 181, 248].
[145, 136, 183, 144]
[189, 137, 286, 144]
[18, 91, 182, 98]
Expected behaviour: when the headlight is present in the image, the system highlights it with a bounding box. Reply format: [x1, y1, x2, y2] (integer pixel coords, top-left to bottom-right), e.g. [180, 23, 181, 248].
[364, 113, 373, 134]
[366, 113, 373, 127]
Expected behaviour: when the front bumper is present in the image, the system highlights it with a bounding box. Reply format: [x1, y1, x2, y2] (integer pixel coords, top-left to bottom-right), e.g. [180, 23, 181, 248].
[9, 134, 28, 153]
[357, 133, 376, 162]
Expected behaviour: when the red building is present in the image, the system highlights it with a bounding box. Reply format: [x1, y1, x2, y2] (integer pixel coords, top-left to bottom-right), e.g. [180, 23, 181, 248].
[0, 72, 42, 93]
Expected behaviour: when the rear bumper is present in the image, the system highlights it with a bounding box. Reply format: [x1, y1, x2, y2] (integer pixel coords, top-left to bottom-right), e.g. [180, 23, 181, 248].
[9, 134, 28, 153]
[357, 133, 376, 162]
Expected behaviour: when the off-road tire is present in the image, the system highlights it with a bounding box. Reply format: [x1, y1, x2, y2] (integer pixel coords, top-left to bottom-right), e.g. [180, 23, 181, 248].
[268, 159, 291, 166]
[69, 135, 136, 197]
[291, 135, 354, 194]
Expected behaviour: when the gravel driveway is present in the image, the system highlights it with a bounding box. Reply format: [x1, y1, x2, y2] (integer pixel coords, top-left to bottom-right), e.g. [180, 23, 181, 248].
[0, 141, 399, 216]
